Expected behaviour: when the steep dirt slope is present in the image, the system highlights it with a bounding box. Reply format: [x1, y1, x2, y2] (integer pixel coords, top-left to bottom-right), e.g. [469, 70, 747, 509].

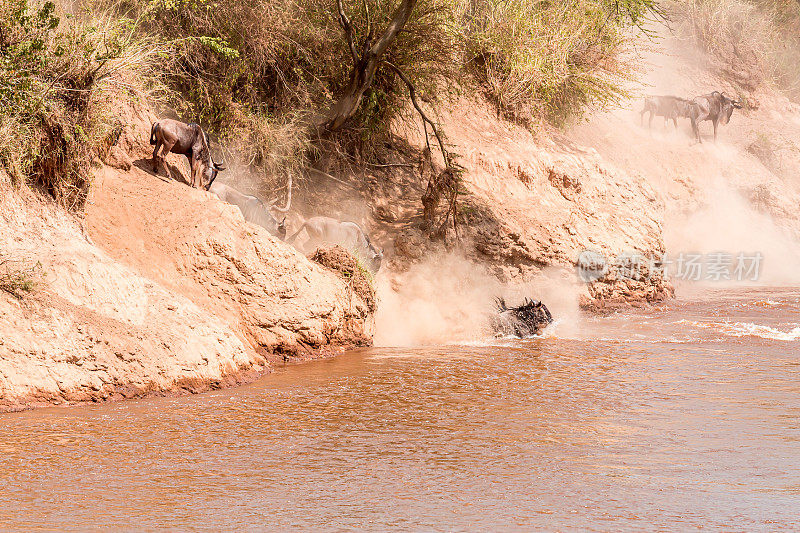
[86, 163, 372, 355]
[421, 99, 670, 301]
[291, 28, 800, 316]
[0, 113, 372, 411]
[293, 95, 674, 313]
[0, 182, 257, 410]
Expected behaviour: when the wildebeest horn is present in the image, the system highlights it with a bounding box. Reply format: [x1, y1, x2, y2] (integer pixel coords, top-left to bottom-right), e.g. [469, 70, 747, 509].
[214, 159, 226, 171]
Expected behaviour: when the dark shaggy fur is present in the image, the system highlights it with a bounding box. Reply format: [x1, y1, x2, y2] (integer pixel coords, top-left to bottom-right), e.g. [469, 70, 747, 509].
[493, 297, 553, 337]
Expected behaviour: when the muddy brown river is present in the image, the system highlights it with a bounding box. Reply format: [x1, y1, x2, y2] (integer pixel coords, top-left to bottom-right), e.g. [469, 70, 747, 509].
[1, 288, 799, 530]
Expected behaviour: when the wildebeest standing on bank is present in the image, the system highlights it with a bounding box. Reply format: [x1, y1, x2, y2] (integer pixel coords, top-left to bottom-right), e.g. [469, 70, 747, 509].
[492, 297, 553, 337]
[286, 216, 383, 273]
[689, 91, 742, 143]
[641, 95, 693, 129]
[208, 182, 287, 239]
[150, 119, 226, 189]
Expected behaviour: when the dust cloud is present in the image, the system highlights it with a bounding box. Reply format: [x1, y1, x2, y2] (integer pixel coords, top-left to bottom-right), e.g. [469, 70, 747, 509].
[374, 253, 583, 347]
[571, 25, 800, 289]
[665, 182, 800, 286]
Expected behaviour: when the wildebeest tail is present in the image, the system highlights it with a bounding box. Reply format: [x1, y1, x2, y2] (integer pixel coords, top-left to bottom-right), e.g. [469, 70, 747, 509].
[495, 297, 508, 312]
[149, 122, 159, 145]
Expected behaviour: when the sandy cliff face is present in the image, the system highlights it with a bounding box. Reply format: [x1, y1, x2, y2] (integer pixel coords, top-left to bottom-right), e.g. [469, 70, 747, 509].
[425, 100, 674, 310]
[88, 162, 374, 351]
[0, 184, 247, 410]
[0, 143, 372, 411]
[296, 97, 675, 314]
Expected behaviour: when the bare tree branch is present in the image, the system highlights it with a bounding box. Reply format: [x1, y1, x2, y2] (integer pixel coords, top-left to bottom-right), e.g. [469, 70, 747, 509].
[382, 60, 450, 167]
[325, 0, 418, 131]
[336, 0, 359, 63]
[270, 172, 293, 213]
[382, 61, 460, 240]
[369, 0, 417, 59]
[303, 166, 360, 189]
[362, 0, 373, 55]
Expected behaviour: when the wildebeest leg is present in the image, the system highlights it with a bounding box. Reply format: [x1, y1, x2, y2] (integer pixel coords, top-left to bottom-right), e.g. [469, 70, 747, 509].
[152, 141, 162, 173]
[648, 112, 653, 129]
[158, 139, 176, 180]
[189, 155, 198, 188]
[672, 117, 678, 130]
[713, 120, 718, 142]
[691, 118, 701, 144]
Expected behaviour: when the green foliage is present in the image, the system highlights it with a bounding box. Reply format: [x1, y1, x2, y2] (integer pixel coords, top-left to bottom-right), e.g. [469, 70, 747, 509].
[91, 0, 660, 154]
[1, 0, 154, 209]
[119, 0, 455, 133]
[1, 0, 670, 206]
[0, 1, 61, 113]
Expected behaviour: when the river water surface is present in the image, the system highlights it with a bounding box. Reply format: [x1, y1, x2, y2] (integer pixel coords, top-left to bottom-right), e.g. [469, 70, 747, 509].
[1, 288, 799, 531]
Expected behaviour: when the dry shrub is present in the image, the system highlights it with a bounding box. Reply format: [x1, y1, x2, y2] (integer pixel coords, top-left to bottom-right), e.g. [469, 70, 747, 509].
[83, 0, 664, 171]
[677, 0, 800, 96]
[76, 0, 462, 179]
[219, 111, 315, 200]
[100, 0, 457, 136]
[0, 257, 43, 298]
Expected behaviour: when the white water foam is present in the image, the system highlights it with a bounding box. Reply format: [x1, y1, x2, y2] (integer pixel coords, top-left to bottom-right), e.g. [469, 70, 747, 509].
[676, 319, 800, 341]
[450, 318, 568, 347]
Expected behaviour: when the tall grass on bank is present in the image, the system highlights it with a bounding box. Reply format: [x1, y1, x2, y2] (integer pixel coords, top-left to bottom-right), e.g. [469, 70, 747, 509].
[678, 0, 800, 96]
[0, 0, 156, 209]
[97, 0, 457, 146]
[459, 0, 662, 125]
[97, 0, 661, 146]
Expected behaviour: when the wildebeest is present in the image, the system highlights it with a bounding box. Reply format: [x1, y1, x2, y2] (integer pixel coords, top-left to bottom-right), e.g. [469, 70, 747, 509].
[688, 91, 743, 143]
[209, 182, 287, 239]
[150, 119, 225, 190]
[640, 95, 693, 129]
[286, 216, 383, 272]
[492, 297, 553, 337]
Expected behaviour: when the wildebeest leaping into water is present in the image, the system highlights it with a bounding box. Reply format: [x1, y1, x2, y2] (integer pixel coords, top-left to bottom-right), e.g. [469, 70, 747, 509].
[492, 297, 553, 337]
